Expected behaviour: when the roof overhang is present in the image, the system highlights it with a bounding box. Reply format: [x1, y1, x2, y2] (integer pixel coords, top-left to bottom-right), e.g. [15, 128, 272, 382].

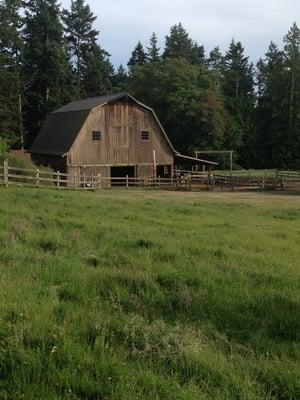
[174, 153, 218, 166]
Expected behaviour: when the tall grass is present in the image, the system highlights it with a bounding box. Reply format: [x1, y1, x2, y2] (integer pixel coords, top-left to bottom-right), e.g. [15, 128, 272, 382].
[0, 188, 299, 399]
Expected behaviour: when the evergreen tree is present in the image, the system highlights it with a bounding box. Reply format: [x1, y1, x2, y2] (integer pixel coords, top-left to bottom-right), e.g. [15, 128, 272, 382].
[146, 32, 160, 62]
[163, 23, 204, 64]
[82, 43, 114, 97]
[222, 40, 255, 164]
[283, 22, 300, 167]
[23, 0, 73, 144]
[256, 42, 287, 167]
[208, 46, 223, 71]
[62, 0, 98, 95]
[113, 64, 129, 92]
[0, 0, 24, 146]
[127, 41, 147, 69]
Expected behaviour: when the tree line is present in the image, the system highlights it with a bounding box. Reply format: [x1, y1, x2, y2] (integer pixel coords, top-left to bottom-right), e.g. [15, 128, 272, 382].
[0, 0, 299, 169]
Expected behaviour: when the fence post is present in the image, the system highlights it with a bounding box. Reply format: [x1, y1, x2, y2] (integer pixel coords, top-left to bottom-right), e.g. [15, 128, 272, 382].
[207, 171, 210, 191]
[3, 159, 8, 187]
[83, 173, 86, 190]
[36, 168, 40, 188]
[274, 170, 278, 190]
[74, 171, 77, 189]
[56, 171, 60, 190]
[126, 174, 129, 189]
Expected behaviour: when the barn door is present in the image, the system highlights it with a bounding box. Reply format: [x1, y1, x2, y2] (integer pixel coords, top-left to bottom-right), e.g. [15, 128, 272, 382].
[110, 126, 129, 163]
[108, 102, 132, 164]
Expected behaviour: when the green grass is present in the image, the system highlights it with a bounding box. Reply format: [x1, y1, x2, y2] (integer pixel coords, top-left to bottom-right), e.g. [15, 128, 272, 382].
[0, 188, 299, 400]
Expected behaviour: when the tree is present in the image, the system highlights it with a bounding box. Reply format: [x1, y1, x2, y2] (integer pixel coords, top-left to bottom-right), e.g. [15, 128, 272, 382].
[0, 0, 24, 146]
[284, 23, 300, 126]
[146, 32, 160, 63]
[129, 58, 226, 153]
[282, 23, 300, 167]
[255, 43, 287, 167]
[127, 41, 147, 69]
[222, 40, 255, 165]
[113, 64, 129, 92]
[62, 0, 98, 95]
[163, 23, 204, 64]
[23, 0, 73, 145]
[82, 43, 114, 97]
[208, 46, 223, 71]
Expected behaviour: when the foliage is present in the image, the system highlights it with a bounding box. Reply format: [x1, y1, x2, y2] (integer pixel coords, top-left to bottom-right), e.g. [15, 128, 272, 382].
[128, 58, 226, 152]
[163, 23, 205, 64]
[256, 23, 300, 169]
[22, 0, 74, 145]
[0, 0, 24, 146]
[81, 43, 114, 97]
[62, 0, 113, 98]
[0, 188, 299, 399]
[128, 41, 147, 69]
[0, 0, 299, 169]
[146, 32, 161, 63]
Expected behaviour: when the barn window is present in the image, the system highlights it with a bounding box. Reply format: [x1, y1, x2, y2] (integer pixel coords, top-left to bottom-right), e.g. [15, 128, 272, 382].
[92, 131, 101, 141]
[141, 131, 150, 141]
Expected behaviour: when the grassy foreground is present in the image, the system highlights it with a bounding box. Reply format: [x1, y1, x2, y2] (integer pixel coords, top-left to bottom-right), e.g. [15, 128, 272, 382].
[0, 188, 299, 400]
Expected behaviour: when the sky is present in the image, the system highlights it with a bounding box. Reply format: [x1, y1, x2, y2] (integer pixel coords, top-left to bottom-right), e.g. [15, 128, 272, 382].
[61, 0, 300, 68]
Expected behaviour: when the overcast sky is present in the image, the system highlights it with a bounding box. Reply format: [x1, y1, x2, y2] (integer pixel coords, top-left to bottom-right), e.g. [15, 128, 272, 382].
[61, 0, 300, 68]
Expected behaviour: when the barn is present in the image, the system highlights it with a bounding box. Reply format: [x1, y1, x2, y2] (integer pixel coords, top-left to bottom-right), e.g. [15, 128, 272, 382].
[30, 93, 216, 180]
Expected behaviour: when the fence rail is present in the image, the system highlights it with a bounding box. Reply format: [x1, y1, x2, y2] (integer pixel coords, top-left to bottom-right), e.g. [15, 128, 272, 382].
[1, 161, 299, 192]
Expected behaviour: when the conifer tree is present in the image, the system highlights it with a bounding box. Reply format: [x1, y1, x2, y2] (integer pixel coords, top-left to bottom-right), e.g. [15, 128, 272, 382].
[208, 47, 223, 71]
[222, 40, 255, 164]
[146, 32, 160, 63]
[113, 64, 129, 92]
[23, 0, 73, 144]
[163, 23, 204, 64]
[62, 0, 98, 95]
[127, 41, 147, 69]
[283, 22, 300, 167]
[255, 42, 287, 167]
[0, 0, 24, 146]
[82, 43, 114, 97]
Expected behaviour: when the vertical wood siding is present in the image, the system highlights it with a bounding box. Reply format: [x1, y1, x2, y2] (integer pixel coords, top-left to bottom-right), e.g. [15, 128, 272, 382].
[68, 100, 174, 174]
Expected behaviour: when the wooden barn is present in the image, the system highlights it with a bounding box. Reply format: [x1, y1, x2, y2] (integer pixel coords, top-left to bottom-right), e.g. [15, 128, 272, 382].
[30, 93, 216, 181]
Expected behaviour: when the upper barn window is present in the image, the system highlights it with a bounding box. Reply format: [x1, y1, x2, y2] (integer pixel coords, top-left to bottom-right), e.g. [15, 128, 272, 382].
[141, 131, 150, 141]
[92, 131, 101, 141]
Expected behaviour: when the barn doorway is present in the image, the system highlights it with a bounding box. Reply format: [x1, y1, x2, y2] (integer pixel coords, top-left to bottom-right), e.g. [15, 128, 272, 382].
[111, 166, 135, 186]
[156, 165, 171, 178]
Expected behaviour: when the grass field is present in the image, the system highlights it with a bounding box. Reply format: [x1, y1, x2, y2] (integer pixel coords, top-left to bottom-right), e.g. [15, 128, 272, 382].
[0, 188, 299, 400]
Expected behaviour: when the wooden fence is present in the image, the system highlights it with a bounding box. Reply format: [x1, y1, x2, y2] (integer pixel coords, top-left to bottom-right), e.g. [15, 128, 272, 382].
[0, 160, 299, 192]
[0, 160, 180, 191]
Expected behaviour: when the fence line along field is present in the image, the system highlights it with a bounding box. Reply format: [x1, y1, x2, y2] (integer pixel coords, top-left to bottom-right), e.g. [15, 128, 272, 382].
[1, 159, 300, 192]
[0, 187, 299, 400]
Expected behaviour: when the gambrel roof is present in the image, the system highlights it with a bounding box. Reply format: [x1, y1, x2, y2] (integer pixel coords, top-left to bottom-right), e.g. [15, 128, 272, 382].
[30, 93, 177, 157]
[30, 92, 217, 165]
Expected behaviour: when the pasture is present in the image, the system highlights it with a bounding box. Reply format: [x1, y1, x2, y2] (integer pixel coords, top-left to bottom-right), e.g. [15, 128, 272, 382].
[0, 188, 299, 399]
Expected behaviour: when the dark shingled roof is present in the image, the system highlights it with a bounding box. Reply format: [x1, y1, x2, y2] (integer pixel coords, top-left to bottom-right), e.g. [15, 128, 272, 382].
[30, 92, 178, 157]
[30, 93, 131, 156]
[53, 93, 128, 114]
[30, 109, 90, 156]
[30, 92, 217, 165]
